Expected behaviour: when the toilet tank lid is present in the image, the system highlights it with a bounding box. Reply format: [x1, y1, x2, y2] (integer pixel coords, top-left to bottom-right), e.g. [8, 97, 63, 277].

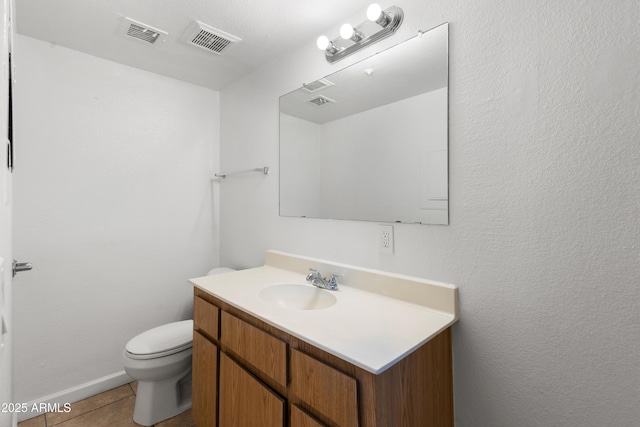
[125, 320, 193, 356]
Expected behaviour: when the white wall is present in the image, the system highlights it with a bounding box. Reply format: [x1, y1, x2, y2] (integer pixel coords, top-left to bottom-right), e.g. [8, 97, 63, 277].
[12, 35, 220, 403]
[220, 1, 640, 426]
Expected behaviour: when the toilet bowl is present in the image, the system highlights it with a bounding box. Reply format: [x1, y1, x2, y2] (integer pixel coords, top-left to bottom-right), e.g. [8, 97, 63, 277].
[123, 267, 235, 426]
[123, 320, 193, 426]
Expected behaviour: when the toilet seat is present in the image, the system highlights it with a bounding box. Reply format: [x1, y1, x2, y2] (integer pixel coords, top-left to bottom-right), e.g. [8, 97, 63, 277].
[125, 320, 193, 360]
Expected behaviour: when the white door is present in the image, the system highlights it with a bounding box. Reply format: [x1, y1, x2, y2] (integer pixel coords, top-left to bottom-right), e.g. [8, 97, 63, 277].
[0, 0, 14, 425]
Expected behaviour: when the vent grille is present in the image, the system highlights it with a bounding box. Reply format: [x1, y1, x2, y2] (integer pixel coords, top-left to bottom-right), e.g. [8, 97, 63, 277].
[127, 23, 162, 44]
[191, 30, 232, 53]
[183, 21, 241, 55]
[303, 78, 334, 93]
[308, 95, 335, 107]
[119, 17, 167, 45]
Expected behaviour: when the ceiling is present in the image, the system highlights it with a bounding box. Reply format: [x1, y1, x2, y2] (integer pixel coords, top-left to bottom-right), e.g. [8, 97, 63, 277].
[14, 0, 374, 90]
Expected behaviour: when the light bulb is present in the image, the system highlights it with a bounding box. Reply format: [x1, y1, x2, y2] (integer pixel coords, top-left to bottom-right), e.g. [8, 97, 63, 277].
[317, 35, 339, 54]
[316, 35, 330, 50]
[340, 23, 363, 42]
[340, 23, 355, 40]
[367, 3, 383, 21]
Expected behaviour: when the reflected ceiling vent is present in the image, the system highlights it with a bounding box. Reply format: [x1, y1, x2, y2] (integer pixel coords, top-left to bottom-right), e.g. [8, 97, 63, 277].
[302, 78, 335, 93]
[308, 95, 335, 107]
[183, 21, 241, 55]
[119, 17, 167, 45]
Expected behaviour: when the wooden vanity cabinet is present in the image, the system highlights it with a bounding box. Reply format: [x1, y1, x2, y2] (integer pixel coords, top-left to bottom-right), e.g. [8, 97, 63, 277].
[193, 288, 454, 427]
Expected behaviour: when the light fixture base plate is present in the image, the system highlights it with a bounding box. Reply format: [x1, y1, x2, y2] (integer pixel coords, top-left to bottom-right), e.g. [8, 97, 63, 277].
[325, 6, 404, 64]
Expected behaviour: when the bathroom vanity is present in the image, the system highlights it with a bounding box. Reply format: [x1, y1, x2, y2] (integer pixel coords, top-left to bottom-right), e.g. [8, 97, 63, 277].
[189, 251, 458, 427]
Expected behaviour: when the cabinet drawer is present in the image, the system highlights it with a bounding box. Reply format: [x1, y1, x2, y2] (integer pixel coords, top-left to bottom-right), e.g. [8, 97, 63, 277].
[220, 311, 287, 387]
[291, 404, 326, 427]
[194, 296, 219, 339]
[290, 348, 358, 427]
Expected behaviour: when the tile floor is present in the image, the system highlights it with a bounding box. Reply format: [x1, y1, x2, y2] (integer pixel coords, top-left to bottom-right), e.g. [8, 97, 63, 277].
[17, 383, 195, 427]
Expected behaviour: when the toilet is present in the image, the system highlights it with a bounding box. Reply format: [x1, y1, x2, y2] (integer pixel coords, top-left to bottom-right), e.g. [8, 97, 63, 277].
[122, 267, 235, 426]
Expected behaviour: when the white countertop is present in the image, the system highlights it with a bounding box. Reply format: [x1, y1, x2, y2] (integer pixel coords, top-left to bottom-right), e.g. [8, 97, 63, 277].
[189, 251, 458, 375]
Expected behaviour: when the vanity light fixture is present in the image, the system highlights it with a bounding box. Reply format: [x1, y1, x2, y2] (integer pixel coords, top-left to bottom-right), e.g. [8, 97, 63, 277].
[316, 3, 403, 64]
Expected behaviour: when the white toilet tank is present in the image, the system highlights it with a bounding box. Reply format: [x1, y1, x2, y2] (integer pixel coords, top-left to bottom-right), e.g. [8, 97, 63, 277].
[206, 267, 235, 276]
[127, 267, 235, 357]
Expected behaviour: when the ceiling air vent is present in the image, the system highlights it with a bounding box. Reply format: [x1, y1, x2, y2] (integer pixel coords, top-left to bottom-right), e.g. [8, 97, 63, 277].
[183, 21, 241, 55]
[302, 78, 334, 93]
[119, 17, 167, 45]
[308, 95, 335, 107]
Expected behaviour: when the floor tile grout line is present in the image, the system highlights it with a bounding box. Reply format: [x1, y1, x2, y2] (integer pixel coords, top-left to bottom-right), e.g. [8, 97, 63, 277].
[128, 382, 137, 396]
[44, 393, 135, 427]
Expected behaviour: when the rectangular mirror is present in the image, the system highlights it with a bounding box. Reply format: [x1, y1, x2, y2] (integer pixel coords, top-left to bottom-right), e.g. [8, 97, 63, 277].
[279, 23, 448, 224]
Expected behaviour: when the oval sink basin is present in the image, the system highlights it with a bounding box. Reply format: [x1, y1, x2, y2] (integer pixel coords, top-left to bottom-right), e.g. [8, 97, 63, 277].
[259, 284, 337, 311]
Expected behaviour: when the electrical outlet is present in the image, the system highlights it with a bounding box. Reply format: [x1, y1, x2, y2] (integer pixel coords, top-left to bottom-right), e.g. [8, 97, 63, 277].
[379, 225, 394, 254]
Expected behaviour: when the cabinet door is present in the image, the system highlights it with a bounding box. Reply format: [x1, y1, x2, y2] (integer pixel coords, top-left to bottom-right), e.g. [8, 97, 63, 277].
[290, 404, 326, 427]
[219, 352, 284, 427]
[192, 331, 218, 427]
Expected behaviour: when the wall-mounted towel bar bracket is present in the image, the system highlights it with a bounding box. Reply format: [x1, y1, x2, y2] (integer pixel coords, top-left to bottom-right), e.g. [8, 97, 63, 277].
[214, 166, 269, 179]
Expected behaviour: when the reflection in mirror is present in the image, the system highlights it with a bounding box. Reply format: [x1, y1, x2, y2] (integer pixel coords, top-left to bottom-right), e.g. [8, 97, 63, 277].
[279, 23, 448, 224]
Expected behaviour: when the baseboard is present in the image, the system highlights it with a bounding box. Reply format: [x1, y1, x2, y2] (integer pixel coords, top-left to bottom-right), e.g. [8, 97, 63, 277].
[16, 370, 132, 423]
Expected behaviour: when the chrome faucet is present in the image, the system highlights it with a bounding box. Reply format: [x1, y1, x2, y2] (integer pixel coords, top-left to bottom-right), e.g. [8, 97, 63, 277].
[306, 268, 340, 291]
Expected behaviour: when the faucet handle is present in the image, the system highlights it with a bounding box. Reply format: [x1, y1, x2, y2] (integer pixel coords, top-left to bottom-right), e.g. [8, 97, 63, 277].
[328, 274, 341, 289]
[306, 268, 320, 282]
